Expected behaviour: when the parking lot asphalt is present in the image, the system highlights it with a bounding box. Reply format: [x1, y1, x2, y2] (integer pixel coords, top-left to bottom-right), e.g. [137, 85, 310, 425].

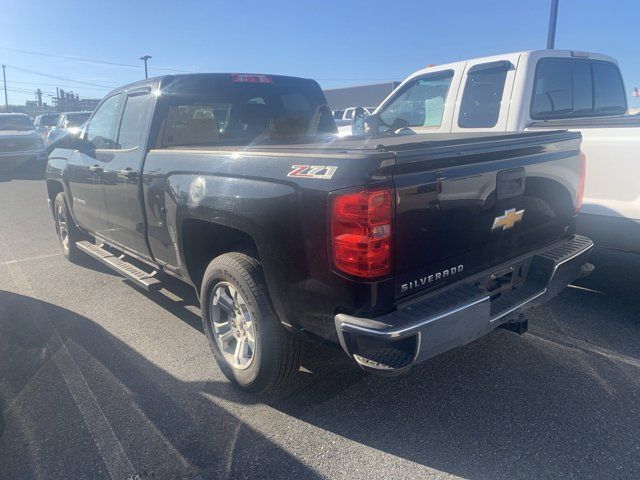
[1, 176, 639, 480]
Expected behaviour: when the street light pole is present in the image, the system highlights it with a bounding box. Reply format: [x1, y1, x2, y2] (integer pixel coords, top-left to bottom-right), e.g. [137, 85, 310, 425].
[547, 0, 559, 49]
[2, 64, 8, 112]
[139, 55, 152, 79]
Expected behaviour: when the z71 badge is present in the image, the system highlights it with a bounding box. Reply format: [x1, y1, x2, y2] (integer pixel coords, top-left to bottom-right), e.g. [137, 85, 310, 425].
[287, 165, 337, 180]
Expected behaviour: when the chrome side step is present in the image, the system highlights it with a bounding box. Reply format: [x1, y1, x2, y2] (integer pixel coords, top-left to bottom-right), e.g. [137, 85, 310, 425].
[76, 241, 161, 292]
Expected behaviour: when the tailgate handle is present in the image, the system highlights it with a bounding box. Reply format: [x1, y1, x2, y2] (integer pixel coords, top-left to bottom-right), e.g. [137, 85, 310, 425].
[497, 167, 525, 199]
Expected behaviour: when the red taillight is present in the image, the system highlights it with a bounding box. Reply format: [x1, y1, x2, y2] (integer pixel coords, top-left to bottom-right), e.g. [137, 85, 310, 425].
[231, 74, 273, 84]
[576, 152, 586, 213]
[331, 188, 392, 278]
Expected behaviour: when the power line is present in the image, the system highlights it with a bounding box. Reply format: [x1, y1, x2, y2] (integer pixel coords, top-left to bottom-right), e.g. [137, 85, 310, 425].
[0, 45, 191, 73]
[0, 46, 394, 82]
[5, 65, 116, 89]
[6, 79, 108, 92]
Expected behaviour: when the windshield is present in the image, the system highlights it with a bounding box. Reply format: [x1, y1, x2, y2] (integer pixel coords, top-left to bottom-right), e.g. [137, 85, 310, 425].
[0, 115, 34, 131]
[37, 114, 59, 127]
[378, 71, 454, 129]
[156, 74, 336, 147]
[65, 113, 92, 127]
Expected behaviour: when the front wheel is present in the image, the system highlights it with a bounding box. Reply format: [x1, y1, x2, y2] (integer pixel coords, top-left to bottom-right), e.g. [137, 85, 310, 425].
[200, 252, 302, 393]
[53, 192, 83, 263]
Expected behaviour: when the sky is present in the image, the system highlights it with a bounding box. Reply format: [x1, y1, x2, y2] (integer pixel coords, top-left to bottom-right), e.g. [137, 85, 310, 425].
[1, 0, 638, 108]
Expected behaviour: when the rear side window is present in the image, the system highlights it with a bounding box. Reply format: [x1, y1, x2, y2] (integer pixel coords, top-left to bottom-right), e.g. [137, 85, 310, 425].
[458, 61, 510, 128]
[117, 93, 154, 149]
[531, 59, 626, 119]
[378, 70, 453, 128]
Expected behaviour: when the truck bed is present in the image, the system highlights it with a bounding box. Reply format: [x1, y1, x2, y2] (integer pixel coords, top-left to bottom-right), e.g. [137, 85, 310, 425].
[156, 130, 575, 155]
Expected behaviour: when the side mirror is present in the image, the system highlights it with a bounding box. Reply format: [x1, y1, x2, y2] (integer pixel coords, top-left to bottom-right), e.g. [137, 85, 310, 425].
[81, 138, 96, 157]
[56, 135, 95, 157]
[351, 107, 367, 136]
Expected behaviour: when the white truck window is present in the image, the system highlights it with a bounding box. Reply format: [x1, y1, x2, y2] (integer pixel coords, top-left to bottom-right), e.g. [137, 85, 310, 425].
[458, 61, 510, 128]
[531, 59, 626, 119]
[593, 62, 627, 115]
[379, 71, 453, 128]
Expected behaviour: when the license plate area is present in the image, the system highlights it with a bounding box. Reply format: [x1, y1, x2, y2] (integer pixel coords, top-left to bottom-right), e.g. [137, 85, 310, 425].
[475, 258, 532, 298]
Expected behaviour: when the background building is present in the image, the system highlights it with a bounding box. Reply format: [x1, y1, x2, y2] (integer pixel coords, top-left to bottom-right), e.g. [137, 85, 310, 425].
[323, 81, 400, 111]
[52, 89, 100, 113]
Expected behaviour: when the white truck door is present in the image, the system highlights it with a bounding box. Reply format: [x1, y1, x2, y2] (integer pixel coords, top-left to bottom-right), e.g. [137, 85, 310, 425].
[451, 53, 521, 133]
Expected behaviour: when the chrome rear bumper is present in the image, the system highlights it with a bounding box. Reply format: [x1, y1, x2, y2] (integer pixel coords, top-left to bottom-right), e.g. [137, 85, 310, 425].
[335, 235, 594, 373]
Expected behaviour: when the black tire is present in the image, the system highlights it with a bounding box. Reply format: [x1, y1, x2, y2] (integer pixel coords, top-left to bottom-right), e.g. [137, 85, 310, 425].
[200, 252, 302, 393]
[53, 192, 84, 263]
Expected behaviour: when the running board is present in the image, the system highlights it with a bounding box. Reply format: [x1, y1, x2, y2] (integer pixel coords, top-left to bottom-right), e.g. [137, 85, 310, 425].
[76, 241, 161, 292]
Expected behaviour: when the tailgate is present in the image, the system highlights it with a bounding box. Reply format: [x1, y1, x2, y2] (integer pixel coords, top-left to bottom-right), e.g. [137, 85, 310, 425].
[392, 131, 582, 299]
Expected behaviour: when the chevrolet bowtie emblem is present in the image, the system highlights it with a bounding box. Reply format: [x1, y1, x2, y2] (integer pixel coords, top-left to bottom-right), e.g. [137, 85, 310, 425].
[492, 208, 525, 231]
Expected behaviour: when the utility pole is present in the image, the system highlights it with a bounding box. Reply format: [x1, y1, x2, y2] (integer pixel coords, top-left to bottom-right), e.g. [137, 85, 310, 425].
[2, 64, 7, 112]
[547, 0, 559, 49]
[139, 55, 152, 79]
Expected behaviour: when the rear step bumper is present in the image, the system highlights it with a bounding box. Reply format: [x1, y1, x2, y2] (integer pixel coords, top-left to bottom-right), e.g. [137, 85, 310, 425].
[335, 235, 594, 374]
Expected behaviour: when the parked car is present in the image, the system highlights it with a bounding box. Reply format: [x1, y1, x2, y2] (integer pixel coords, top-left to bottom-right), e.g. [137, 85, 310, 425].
[333, 107, 376, 129]
[34, 113, 60, 138]
[347, 49, 640, 253]
[0, 113, 47, 172]
[46, 73, 592, 392]
[334, 107, 377, 130]
[45, 111, 92, 153]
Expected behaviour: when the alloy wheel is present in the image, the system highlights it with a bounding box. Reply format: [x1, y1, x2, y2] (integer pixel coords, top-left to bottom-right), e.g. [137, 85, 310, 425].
[209, 282, 257, 370]
[56, 203, 69, 250]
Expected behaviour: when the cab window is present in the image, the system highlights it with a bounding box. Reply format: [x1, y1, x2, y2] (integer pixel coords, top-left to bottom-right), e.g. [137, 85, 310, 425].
[593, 62, 627, 115]
[531, 58, 626, 119]
[379, 71, 453, 128]
[117, 93, 154, 149]
[85, 94, 122, 149]
[458, 61, 510, 128]
[156, 75, 335, 147]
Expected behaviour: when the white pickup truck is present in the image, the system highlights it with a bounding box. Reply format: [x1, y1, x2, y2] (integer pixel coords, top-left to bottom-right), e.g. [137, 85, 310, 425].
[350, 50, 640, 252]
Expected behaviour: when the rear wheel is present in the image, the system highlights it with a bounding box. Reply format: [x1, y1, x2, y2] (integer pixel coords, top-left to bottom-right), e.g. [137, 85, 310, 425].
[200, 252, 302, 392]
[53, 192, 83, 263]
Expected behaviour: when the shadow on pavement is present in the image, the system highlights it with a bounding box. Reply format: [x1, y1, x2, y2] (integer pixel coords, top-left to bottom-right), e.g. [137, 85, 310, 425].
[4, 248, 640, 479]
[0, 290, 323, 480]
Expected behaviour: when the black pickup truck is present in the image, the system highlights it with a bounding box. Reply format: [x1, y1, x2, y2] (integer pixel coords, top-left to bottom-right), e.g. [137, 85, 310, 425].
[46, 73, 593, 392]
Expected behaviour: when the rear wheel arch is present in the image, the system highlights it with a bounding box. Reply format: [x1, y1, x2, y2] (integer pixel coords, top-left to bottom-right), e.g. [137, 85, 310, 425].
[180, 219, 260, 291]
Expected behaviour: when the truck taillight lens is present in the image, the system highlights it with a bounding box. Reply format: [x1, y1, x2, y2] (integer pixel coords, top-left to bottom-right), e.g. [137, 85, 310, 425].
[576, 152, 586, 212]
[331, 188, 392, 278]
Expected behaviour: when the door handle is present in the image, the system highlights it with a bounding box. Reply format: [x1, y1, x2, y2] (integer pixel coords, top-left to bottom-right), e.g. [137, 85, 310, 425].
[118, 167, 138, 179]
[89, 164, 103, 173]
